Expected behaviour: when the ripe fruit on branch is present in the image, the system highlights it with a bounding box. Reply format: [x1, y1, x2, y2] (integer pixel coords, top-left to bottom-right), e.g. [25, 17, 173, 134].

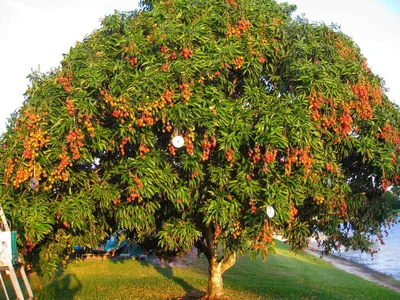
[119, 137, 131, 156]
[181, 47, 193, 60]
[58, 76, 73, 92]
[139, 143, 150, 158]
[66, 98, 76, 116]
[179, 83, 192, 102]
[201, 135, 216, 161]
[227, 19, 251, 38]
[66, 128, 85, 160]
[225, 149, 235, 165]
[184, 136, 194, 155]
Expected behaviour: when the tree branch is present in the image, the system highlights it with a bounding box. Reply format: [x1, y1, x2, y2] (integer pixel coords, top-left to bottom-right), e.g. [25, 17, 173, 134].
[220, 252, 236, 274]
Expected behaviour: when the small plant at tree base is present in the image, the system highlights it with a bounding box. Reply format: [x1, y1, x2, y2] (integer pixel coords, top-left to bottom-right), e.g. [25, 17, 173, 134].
[0, 0, 399, 298]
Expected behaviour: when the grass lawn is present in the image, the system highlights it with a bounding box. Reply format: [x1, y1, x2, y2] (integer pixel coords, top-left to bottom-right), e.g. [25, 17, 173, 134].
[4, 241, 399, 299]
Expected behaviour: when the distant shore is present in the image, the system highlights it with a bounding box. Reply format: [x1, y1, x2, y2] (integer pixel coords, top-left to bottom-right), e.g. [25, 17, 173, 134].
[305, 246, 400, 293]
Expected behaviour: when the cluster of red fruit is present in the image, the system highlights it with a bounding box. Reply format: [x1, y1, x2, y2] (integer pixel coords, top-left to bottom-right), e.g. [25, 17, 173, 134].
[20, 237, 35, 256]
[227, 19, 251, 38]
[127, 187, 140, 203]
[168, 143, 176, 155]
[126, 173, 144, 203]
[336, 102, 352, 138]
[252, 220, 273, 254]
[309, 92, 324, 121]
[184, 137, 194, 155]
[58, 76, 73, 92]
[139, 143, 150, 159]
[66, 98, 76, 116]
[309, 92, 354, 138]
[262, 148, 278, 165]
[313, 194, 324, 205]
[119, 137, 131, 156]
[162, 120, 173, 133]
[179, 83, 192, 102]
[284, 147, 314, 178]
[214, 224, 222, 241]
[137, 109, 156, 127]
[338, 202, 347, 218]
[66, 129, 84, 160]
[122, 44, 134, 53]
[22, 129, 49, 160]
[394, 174, 399, 185]
[257, 53, 266, 63]
[381, 178, 391, 192]
[4, 158, 15, 187]
[225, 0, 238, 7]
[127, 56, 138, 66]
[232, 221, 242, 240]
[249, 200, 257, 214]
[162, 89, 174, 105]
[351, 82, 382, 120]
[133, 174, 144, 189]
[136, 90, 174, 129]
[9, 110, 49, 188]
[181, 47, 193, 60]
[201, 135, 216, 161]
[310, 95, 342, 134]
[248, 146, 261, 165]
[325, 162, 339, 175]
[160, 45, 177, 60]
[230, 56, 244, 69]
[49, 146, 71, 185]
[289, 205, 298, 223]
[101, 90, 133, 123]
[112, 199, 122, 205]
[328, 195, 347, 217]
[184, 131, 195, 155]
[330, 34, 356, 61]
[13, 165, 32, 188]
[225, 149, 235, 166]
[77, 114, 95, 138]
[376, 123, 400, 145]
[14, 162, 44, 190]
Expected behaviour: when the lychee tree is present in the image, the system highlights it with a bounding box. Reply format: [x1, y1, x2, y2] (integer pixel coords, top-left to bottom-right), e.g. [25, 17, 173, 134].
[1, 0, 400, 298]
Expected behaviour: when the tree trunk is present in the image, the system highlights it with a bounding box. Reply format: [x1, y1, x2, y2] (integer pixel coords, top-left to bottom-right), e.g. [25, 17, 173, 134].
[203, 253, 236, 299]
[201, 226, 237, 299]
[205, 258, 224, 299]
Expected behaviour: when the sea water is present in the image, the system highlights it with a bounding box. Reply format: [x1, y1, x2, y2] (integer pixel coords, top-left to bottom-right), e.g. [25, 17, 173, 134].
[334, 220, 400, 280]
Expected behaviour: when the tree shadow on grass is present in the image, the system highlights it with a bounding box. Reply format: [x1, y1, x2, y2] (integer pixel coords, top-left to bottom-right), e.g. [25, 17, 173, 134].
[36, 273, 82, 300]
[151, 261, 204, 300]
[109, 243, 204, 298]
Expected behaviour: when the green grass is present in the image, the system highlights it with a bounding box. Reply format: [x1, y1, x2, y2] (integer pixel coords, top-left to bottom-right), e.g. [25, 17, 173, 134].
[4, 241, 400, 299]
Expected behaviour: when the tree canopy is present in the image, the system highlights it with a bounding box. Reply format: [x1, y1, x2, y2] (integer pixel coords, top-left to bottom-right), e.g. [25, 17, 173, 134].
[1, 0, 399, 298]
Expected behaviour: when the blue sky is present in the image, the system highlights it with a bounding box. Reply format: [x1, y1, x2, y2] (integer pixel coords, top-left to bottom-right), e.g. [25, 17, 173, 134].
[380, 0, 400, 14]
[0, 0, 399, 134]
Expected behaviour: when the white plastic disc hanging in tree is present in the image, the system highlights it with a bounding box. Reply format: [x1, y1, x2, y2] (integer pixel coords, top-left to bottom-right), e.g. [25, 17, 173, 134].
[29, 178, 39, 190]
[172, 135, 185, 148]
[266, 205, 275, 218]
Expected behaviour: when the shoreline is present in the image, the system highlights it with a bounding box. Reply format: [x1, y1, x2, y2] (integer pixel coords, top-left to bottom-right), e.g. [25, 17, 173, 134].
[305, 247, 400, 293]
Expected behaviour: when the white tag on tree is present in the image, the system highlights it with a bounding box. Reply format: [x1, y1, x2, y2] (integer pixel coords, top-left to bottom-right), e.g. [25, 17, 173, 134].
[266, 205, 275, 218]
[172, 135, 185, 148]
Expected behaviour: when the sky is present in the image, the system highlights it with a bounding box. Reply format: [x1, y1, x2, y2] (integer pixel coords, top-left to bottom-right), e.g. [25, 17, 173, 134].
[0, 0, 399, 135]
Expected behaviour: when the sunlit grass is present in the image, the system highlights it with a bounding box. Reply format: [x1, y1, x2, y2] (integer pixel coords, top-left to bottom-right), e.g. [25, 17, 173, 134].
[4, 240, 399, 299]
